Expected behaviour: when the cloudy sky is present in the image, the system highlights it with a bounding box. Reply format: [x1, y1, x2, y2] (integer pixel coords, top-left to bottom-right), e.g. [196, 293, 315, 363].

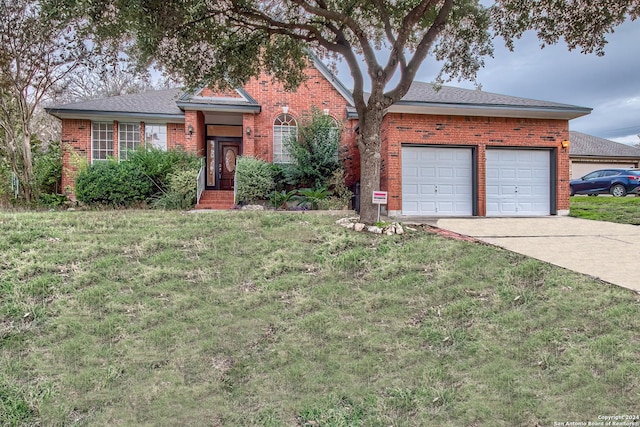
[336, 18, 640, 145]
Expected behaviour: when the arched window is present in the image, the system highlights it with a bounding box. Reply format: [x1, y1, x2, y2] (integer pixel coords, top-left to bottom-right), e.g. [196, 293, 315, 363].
[273, 113, 297, 164]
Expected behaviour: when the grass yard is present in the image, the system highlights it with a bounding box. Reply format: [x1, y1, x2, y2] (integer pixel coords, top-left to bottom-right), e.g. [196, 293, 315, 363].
[570, 195, 640, 225]
[1, 210, 639, 426]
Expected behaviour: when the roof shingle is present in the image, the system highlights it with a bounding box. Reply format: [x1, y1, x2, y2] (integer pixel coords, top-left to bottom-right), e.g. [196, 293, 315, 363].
[47, 88, 184, 116]
[570, 131, 640, 158]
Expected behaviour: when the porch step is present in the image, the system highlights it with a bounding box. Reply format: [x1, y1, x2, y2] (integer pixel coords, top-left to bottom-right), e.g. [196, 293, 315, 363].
[195, 190, 235, 210]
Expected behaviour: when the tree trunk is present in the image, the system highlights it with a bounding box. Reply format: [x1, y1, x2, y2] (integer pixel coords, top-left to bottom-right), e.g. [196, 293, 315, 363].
[20, 131, 35, 202]
[357, 109, 384, 224]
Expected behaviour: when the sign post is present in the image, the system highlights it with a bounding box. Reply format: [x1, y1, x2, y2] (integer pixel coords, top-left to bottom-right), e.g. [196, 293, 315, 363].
[372, 191, 388, 223]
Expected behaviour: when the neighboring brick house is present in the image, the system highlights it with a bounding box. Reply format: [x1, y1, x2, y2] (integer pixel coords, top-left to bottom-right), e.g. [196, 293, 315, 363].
[569, 131, 640, 179]
[46, 57, 591, 216]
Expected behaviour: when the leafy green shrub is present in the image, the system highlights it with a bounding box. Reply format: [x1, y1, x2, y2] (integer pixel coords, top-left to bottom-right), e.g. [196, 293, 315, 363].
[284, 107, 341, 188]
[34, 140, 62, 196]
[38, 192, 68, 208]
[127, 147, 200, 194]
[268, 189, 299, 209]
[152, 168, 199, 210]
[75, 160, 154, 206]
[297, 187, 332, 210]
[235, 156, 275, 204]
[75, 148, 201, 207]
[318, 169, 353, 210]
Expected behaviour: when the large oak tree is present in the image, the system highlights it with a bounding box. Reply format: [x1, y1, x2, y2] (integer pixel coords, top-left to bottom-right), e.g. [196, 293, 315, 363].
[50, 0, 638, 222]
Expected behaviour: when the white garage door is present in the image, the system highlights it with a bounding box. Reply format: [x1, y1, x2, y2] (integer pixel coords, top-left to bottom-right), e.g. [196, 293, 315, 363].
[571, 162, 637, 179]
[402, 146, 473, 216]
[486, 149, 550, 216]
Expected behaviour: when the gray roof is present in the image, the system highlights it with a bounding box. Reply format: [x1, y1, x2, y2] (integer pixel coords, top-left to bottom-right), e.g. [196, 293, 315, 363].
[46, 88, 185, 117]
[570, 131, 640, 158]
[356, 81, 591, 120]
[46, 74, 590, 122]
[400, 82, 585, 110]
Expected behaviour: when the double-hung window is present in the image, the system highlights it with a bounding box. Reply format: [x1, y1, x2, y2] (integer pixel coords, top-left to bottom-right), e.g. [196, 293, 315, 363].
[91, 122, 114, 161]
[118, 123, 140, 160]
[144, 124, 167, 150]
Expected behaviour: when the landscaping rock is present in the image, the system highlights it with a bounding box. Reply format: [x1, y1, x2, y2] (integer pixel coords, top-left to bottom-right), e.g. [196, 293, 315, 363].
[336, 217, 407, 236]
[335, 217, 359, 226]
[242, 204, 264, 211]
[367, 225, 383, 234]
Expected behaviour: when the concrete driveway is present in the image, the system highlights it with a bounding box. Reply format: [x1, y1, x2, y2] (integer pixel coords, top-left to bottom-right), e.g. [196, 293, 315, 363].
[435, 217, 640, 292]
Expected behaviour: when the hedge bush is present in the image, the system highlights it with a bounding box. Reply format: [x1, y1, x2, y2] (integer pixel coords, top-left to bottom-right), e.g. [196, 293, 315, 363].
[75, 148, 201, 208]
[75, 160, 154, 206]
[152, 168, 199, 210]
[127, 148, 200, 194]
[235, 156, 275, 204]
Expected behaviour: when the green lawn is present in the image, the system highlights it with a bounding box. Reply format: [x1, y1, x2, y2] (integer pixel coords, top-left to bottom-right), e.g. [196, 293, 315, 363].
[570, 195, 640, 225]
[1, 210, 639, 426]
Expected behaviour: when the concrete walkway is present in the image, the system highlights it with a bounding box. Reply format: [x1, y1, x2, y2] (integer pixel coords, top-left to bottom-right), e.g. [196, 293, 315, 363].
[434, 217, 640, 292]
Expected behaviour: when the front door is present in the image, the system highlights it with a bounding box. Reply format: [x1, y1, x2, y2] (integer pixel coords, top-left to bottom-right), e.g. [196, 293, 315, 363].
[205, 137, 242, 190]
[219, 140, 241, 190]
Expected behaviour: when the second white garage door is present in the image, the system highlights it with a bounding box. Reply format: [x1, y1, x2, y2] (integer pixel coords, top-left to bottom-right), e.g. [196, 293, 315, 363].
[486, 149, 550, 216]
[402, 146, 473, 216]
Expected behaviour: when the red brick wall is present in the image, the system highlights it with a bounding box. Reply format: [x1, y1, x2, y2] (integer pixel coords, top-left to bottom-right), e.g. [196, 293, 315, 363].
[382, 113, 570, 215]
[60, 119, 92, 196]
[167, 122, 187, 151]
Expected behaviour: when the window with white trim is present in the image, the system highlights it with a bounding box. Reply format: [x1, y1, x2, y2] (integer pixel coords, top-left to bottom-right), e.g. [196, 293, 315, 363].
[118, 123, 140, 160]
[91, 122, 114, 161]
[273, 113, 297, 164]
[144, 124, 167, 150]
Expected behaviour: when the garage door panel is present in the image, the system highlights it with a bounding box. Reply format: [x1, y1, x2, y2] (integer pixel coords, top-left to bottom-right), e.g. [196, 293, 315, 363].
[439, 168, 454, 178]
[499, 168, 517, 180]
[421, 167, 436, 178]
[402, 146, 473, 216]
[486, 149, 550, 216]
[455, 185, 472, 195]
[404, 184, 419, 195]
[404, 167, 418, 178]
[420, 201, 436, 212]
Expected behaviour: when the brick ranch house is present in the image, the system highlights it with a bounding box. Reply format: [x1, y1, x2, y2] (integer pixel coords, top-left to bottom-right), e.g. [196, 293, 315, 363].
[46, 56, 591, 216]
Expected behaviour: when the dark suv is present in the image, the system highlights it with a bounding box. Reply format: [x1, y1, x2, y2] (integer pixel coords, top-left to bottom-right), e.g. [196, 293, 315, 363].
[570, 168, 640, 197]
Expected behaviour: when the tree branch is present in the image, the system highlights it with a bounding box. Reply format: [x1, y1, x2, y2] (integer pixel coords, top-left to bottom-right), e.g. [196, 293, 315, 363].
[385, 0, 453, 103]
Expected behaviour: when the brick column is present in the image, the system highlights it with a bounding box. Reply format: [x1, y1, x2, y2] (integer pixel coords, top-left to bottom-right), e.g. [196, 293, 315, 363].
[477, 143, 486, 217]
[242, 113, 256, 157]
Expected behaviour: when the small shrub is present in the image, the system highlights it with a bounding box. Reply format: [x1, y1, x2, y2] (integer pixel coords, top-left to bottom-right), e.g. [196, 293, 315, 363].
[34, 140, 62, 196]
[128, 147, 200, 194]
[320, 168, 353, 209]
[152, 168, 199, 210]
[38, 192, 68, 208]
[297, 187, 332, 210]
[268, 189, 299, 209]
[235, 156, 275, 204]
[75, 160, 154, 206]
